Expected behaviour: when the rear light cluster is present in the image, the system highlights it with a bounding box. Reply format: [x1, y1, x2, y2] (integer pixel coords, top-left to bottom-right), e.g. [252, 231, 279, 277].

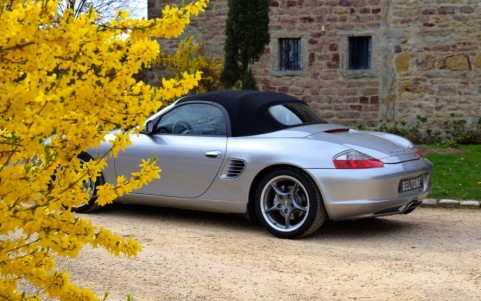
[333, 150, 384, 169]
[415, 149, 425, 158]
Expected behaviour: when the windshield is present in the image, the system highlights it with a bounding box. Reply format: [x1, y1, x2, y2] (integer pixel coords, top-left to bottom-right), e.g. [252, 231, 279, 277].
[268, 103, 326, 126]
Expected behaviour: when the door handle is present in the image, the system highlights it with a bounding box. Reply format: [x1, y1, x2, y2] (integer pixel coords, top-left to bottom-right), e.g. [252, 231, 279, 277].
[205, 151, 222, 158]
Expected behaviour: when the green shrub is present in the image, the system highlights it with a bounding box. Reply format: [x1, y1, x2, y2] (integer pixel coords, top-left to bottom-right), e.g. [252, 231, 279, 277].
[356, 116, 481, 146]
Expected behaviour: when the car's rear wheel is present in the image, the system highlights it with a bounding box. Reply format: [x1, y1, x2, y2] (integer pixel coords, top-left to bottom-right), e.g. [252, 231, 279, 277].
[255, 168, 326, 238]
[73, 153, 104, 213]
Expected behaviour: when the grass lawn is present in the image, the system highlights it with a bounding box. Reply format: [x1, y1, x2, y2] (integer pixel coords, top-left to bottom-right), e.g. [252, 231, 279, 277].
[423, 144, 481, 201]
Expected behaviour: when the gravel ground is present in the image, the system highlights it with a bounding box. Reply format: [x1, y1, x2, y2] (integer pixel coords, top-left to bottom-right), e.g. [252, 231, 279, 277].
[54, 205, 481, 301]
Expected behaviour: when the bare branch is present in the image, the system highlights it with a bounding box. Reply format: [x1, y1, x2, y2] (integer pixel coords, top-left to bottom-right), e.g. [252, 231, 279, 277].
[57, 0, 140, 22]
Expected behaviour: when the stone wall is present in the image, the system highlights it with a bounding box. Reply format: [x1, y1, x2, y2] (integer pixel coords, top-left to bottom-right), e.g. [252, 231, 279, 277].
[389, 1, 481, 128]
[147, 0, 227, 57]
[148, 0, 481, 129]
[256, 0, 383, 127]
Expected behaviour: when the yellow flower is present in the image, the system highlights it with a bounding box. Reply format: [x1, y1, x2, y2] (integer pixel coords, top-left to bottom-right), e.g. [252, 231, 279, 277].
[0, 0, 208, 299]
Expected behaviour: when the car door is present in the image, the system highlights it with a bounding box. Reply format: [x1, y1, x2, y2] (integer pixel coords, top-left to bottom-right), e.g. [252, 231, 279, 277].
[114, 102, 228, 198]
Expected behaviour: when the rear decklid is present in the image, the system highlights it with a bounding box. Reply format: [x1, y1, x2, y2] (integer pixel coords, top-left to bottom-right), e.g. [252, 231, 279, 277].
[308, 128, 420, 164]
[257, 124, 420, 164]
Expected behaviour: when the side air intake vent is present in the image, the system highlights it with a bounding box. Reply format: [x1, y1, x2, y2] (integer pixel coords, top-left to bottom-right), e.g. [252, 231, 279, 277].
[222, 159, 246, 179]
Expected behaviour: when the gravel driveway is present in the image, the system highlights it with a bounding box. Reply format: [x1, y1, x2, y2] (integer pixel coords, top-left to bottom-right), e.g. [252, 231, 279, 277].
[58, 205, 481, 300]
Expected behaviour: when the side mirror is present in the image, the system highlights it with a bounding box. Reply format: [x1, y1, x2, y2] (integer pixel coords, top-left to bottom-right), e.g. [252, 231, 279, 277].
[145, 120, 154, 134]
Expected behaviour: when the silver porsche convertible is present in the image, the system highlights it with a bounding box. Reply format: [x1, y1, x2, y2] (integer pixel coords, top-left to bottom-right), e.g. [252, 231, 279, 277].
[80, 90, 433, 238]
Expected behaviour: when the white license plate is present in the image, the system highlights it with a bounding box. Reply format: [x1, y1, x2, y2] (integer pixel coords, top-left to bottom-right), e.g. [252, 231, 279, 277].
[399, 176, 424, 193]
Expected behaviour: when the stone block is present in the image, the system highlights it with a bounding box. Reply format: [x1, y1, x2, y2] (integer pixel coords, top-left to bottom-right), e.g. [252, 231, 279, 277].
[443, 55, 470, 71]
[395, 53, 410, 72]
[473, 56, 481, 69]
[416, 55, 435, 71]
[438, 199, 460, 207]
[286, 0, 297, 8]
[329, 43, 338, 51]
[421, 199, 438, 207]
[459, 201, 480, 208]
[460, 6, 474, 14]
[438, 6, 456, 15]
[334, 8, 350, 15]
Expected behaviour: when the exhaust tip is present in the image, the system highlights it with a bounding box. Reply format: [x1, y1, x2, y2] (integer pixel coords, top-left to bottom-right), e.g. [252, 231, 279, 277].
[403, 201, 420, 214]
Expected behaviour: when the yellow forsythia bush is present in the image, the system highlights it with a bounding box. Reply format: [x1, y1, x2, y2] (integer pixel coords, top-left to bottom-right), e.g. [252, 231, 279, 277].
[0, 0, 208, 300]
[157, 36, 223, 101]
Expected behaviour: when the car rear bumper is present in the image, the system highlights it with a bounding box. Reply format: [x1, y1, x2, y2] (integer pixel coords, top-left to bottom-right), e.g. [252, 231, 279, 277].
[305, 158, 434, 221]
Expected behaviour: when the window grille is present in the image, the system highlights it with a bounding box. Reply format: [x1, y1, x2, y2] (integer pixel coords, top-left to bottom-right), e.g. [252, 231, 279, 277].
[348, 36, 372, 70]
[279, 38, 301, 71]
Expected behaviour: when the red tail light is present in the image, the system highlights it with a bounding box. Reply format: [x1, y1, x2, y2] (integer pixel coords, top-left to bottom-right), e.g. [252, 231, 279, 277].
[334, 159, 384, 169]
[333, 150, 384, 169]
[415, 150, 424, 158]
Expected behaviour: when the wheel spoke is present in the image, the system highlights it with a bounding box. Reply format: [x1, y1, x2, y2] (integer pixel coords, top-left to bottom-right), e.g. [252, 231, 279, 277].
[82, 178, 95, 196]
[287, 182, 298, 197]
[283, 210, 292, 229]
[88, 179, 95, 196]
[264, 202, 281, 213]
[271, 182, 287, 196]
[292, 198, 308, 212]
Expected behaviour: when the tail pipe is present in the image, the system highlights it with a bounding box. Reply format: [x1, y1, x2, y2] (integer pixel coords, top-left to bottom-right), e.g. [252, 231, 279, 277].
[403, 201, 421, 214]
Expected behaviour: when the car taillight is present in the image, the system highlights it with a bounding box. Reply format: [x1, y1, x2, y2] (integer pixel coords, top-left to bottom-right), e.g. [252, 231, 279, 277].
[415, 149, 424, 158]
[333, 150, 384, 169]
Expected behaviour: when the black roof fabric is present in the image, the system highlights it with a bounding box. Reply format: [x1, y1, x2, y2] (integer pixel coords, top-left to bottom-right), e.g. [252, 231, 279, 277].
[177, 90, 304, 137]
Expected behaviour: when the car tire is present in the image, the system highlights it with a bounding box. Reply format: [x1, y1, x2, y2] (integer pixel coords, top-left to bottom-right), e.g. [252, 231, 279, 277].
[72, 153, 104, 213]
[255, 167, 326, 239]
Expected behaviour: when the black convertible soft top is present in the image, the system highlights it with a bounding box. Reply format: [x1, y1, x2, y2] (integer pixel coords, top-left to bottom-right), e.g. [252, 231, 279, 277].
[177, 90, 307, 137]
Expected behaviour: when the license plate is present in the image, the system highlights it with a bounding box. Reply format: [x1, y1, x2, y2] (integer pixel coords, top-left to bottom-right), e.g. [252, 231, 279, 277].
[399, 176, 424, 193]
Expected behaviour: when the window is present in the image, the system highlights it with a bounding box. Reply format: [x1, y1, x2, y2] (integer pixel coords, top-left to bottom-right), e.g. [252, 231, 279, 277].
[279, 38, 301, 71]
[268, 103, 326, 126]
[348, 36, 372, 70]
[155, 104, 227, 136]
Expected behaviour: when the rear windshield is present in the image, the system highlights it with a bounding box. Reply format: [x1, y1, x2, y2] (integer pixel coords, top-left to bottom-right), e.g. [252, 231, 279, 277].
[268, 103, 326, 126]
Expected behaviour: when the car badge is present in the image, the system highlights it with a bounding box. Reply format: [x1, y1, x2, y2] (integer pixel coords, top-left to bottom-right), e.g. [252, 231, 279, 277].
[388, 148, 405, 153]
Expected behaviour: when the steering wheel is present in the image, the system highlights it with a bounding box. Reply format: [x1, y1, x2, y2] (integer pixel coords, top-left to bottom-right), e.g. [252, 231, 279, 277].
[172, 120, 192, 134]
